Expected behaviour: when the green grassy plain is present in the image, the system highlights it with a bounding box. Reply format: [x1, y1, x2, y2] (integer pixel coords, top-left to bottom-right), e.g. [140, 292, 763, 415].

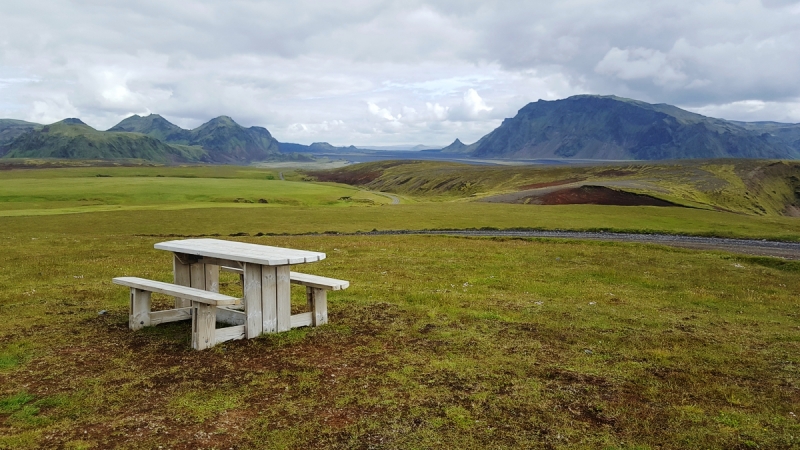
[0, 164, 799, 449]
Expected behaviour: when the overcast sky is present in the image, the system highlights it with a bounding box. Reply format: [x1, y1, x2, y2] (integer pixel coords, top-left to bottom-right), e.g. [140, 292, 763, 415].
[1, 0, 799, 146]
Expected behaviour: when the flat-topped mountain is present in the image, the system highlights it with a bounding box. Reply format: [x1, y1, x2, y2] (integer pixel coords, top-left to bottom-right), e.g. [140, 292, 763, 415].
[462, 95, 800, 160]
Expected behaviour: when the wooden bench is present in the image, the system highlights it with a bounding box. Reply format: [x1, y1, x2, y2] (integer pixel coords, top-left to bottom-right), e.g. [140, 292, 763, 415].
[220, 267, 349, 329]
[113, 277, 244, 350]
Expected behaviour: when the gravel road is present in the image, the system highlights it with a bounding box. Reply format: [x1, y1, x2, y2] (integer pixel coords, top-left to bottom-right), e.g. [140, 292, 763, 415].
[348, 229, 800, 260]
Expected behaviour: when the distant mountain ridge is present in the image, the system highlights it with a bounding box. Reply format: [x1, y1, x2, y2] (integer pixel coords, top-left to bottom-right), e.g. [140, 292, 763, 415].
[3, 95, 800, 164]
[460, 95, 800, 160]
[1, 118, 200, 163]
[108, 114, 280, 163]
[0, 114, 284, 164]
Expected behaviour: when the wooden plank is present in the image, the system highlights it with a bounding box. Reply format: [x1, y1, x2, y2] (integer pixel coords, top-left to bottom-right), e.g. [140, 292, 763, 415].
[312, 288, 328, 326]
[197, 257, 242, 270]
[262, 265, 277, 333]
[217, 307, 246, 326]
[190, 262, 206, 291]
[215, 325, 246, 345]
[205, 264, 220, 293]
[192, 302, 217, 350]
[150, 307, 192, 325]
[155, 239, 326, 266]
[290, 312, 313, 328]
[113, 277, 240, 305]
[243, 263, 263, 338]
[129, 288, 151, 330]
[221, 266, 244, 275]
[173, 254, 192, 308]
[290, 272, 349, 290]
[276, 265, 292, 332]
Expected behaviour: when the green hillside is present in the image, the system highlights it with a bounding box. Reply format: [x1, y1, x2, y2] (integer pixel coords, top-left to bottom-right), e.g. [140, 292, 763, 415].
[0, 119, 41, 147]
[463, 95, 800, 160]
[309, 159, 800, 216]
[1, 119, 203, 163]
[109, 114, 281, 163]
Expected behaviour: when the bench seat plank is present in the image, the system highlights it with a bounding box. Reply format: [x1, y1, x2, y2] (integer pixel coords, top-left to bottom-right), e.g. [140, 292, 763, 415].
[289, 272, 349, 290]
[113, 277, 240, 306]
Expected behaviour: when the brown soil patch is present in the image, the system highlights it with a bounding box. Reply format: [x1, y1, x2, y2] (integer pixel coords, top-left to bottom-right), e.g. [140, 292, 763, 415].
[785, 205, 800, 217]
[528, 185, 680, 207]
[518, 177, 586, 190]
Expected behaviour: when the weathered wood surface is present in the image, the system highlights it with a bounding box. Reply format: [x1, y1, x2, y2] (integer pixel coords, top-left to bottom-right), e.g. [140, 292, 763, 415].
[261, 265, 278, 333]
[243, 263, 263, 338]
[113, 277, 240, 306]
[155, 238, 326, 266]
[150, 307, 192, 325]
[192, 303, 216, 350]
[215, 325, 246, 345]
[289, 272, 349, 290]
[129, 288, 151, 330]
[290, 312, 313, 328]
[276, 265, 292, 332]
[217, 307, 246, 326]
[312, 287, 328, 326]
[173, 254, 192, 308]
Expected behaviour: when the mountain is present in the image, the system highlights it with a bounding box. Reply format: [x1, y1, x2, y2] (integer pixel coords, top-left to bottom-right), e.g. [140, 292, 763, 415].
[1, 118, 202, 162]
[463, 95, 800, 160]
[278, 141, 358, 153]
[440, 138, 466, 153]
[0, 119, 41, 147]
[107, 113, 189, 142]
[109, 114, 281, 163]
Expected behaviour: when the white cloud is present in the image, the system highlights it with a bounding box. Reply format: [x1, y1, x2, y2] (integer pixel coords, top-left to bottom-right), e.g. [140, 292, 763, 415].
[367, 102, 397, 121]
[1, 0, 799, 146]
[595, 47, 687, 86]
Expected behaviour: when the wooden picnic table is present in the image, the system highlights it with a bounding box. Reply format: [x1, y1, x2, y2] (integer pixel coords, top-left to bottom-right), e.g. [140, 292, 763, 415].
[154, 238, 326, 342]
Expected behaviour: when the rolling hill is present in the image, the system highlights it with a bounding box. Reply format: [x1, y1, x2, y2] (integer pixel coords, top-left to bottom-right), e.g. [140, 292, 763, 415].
[309, 159, 800, 216]
[0, 119, 203, 163]
[459, 95, 800, 160]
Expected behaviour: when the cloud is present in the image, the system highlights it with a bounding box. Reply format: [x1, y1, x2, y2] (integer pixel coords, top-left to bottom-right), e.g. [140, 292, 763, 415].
[1, 0, 799, 146]
[595, 47, 687, 86]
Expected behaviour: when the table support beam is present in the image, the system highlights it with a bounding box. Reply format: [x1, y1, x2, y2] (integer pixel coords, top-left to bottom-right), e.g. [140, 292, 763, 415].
[262, 266, 277, 333]
[173, 254, 192, 308]
[243, 263, 263, 338]
[276, 265, 292, 332]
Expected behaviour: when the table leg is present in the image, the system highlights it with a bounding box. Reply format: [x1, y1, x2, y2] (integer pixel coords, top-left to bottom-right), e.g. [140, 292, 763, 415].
[243, 263, 263, 338]
[173, 254, 192, 308]
[262, 266, 277, 333]
[205, 264, 219, 293]
[276, 265, 291, 332]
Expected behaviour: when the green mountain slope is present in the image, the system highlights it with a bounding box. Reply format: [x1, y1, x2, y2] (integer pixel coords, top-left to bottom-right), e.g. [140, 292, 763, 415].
[109, 114, 280, 163]
[0, 119, 41, 147]
[1, 119, 201, 163]
[465, 95, 800, 160]
[107, 113, 190, 142]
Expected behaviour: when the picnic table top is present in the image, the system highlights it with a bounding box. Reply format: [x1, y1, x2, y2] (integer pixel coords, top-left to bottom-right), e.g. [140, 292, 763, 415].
[154, 238, 326, 266]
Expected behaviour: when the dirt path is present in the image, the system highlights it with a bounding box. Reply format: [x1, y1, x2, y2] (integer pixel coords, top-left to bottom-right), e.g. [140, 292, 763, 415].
[345, 229, 800, 260]
[374, 192, 400, 204]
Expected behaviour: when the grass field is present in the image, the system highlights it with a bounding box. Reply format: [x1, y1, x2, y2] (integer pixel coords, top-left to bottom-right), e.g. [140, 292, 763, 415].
[0, 163, 799, 449]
